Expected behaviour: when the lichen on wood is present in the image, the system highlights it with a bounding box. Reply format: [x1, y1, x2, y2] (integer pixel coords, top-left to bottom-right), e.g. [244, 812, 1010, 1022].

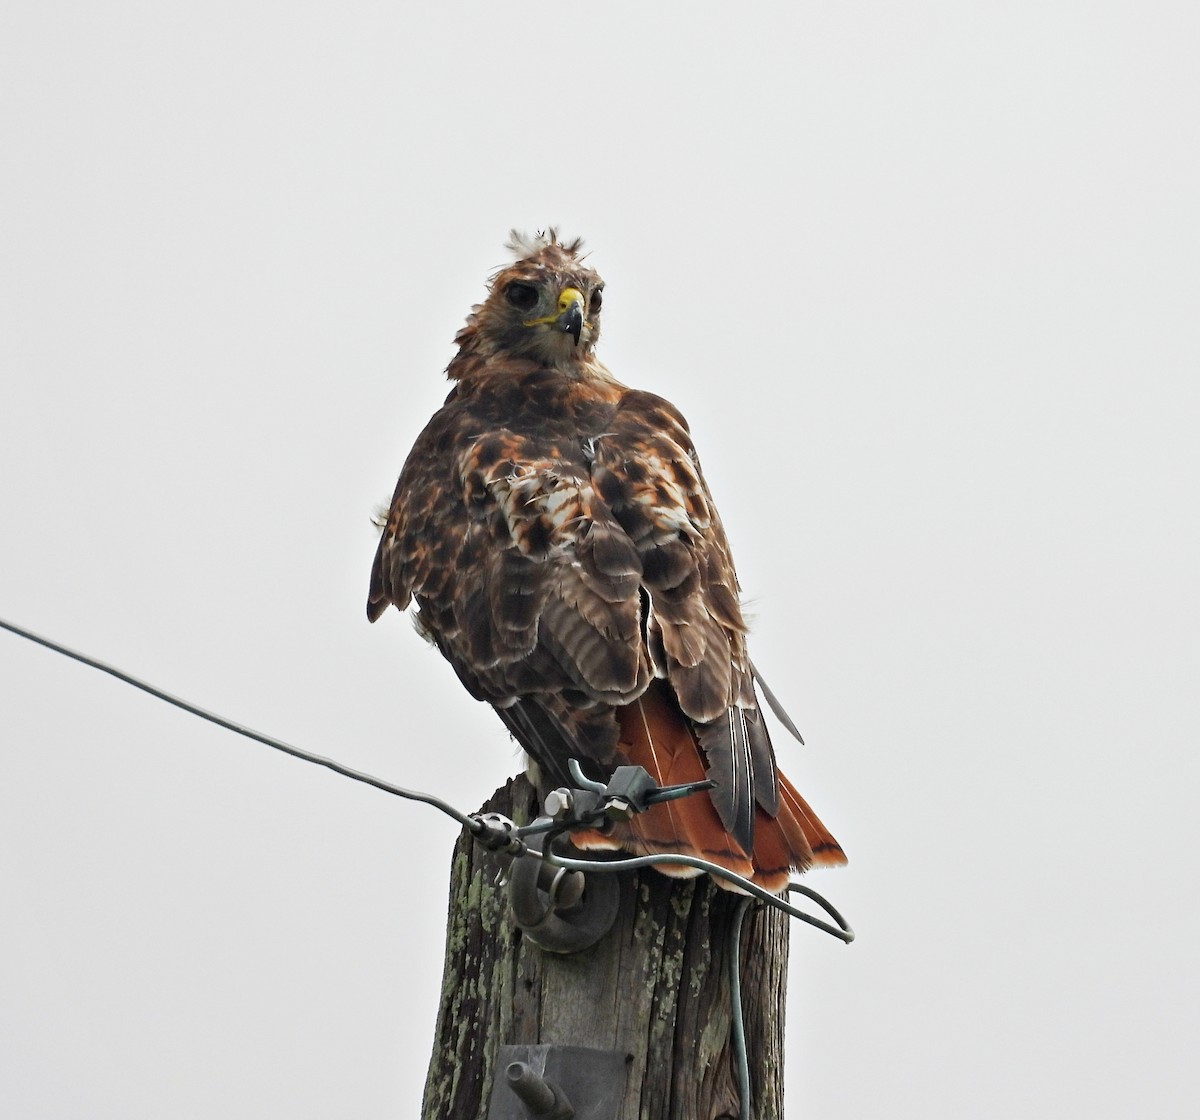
[420, 776, 789, 1120]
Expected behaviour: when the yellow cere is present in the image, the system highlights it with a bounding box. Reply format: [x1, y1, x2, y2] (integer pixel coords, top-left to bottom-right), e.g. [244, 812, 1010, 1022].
[523, 287, 585, 327]
[557, 287, 584, 312]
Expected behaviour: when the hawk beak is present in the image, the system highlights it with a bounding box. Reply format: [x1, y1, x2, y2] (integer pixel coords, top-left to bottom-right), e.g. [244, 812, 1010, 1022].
[555, 287, 585, 345]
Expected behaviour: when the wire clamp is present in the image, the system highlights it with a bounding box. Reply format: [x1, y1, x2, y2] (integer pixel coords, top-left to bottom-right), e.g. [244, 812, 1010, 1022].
[469, 812, 526, 855]
[564, 758, 715, 823]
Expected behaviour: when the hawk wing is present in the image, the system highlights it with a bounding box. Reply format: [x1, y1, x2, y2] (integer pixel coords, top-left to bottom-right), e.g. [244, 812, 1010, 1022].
[369, 375, 844, 884]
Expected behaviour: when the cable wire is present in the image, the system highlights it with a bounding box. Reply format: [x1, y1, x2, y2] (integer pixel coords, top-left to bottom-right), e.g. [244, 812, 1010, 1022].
[0, 616, 478, 832]
[5, 613, 853, 1116]
[3, 615, 851, 940]
[534, 764, 854, 942]
[538, 845, 854, 943]
[729, 896, 753, 1120]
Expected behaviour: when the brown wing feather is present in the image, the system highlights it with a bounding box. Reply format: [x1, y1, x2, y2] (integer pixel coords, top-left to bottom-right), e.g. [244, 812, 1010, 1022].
[368, 287, 845, 886]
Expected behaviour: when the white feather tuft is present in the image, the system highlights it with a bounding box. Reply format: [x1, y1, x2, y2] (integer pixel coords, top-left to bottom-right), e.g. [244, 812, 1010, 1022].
[506, 229, 553, 258]
[505, 228, 585, 260]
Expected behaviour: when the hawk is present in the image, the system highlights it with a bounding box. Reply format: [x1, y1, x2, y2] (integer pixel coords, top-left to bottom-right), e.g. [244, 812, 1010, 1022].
[368, 232, 845, 891]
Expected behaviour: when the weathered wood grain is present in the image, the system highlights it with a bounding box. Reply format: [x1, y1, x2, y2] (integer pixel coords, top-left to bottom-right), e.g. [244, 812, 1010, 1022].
[420, 776, 790, 1120]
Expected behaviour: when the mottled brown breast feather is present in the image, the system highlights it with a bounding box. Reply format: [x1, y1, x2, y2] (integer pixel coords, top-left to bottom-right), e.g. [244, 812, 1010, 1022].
[368, 239, 845, 879]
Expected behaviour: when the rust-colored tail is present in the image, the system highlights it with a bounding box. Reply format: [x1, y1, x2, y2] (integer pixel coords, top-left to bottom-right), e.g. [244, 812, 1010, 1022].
[571, 682, 846, 893]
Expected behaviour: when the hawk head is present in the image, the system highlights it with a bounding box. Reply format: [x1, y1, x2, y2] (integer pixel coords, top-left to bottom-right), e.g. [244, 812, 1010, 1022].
[453, 230, 605, 369]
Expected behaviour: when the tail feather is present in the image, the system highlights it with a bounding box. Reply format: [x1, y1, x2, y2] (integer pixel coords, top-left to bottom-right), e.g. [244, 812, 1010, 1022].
[571, 681, 845, 892]
[777, 770, 848, 869]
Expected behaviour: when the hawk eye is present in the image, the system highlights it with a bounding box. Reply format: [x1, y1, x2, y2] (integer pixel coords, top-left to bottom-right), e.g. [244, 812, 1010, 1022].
[505, 282, 539, 312]
[589, 288, 603, 314]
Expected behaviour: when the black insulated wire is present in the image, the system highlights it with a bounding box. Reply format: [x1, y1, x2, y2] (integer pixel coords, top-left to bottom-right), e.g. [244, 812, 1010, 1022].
[3, 613, 854, 1120]
[0, 616, 478, 832]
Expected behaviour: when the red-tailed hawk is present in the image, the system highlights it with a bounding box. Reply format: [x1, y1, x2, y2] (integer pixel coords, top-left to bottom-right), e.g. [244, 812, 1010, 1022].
[368, 232, 845, 891]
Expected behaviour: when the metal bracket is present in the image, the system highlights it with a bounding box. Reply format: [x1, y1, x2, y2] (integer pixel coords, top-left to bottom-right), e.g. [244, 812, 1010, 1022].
[507, 817, 620, 954]
[563, 759, 715, 820]
[486, 1045, 628, 1120]
[482, 762, 724, 954]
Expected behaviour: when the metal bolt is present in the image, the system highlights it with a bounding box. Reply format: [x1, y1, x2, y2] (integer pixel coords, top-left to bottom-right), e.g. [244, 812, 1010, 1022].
[506, 1062, 574, 1119]
[544, 788, 574, 820]
[604, 797, 633, 822]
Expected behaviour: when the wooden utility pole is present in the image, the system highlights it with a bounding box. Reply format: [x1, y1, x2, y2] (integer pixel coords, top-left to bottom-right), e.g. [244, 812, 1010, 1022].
[420, 775, 791, 1120]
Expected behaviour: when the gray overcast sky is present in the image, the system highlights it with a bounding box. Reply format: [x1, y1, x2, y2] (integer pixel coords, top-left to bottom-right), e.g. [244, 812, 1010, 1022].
[2, 3, 1197, 1117]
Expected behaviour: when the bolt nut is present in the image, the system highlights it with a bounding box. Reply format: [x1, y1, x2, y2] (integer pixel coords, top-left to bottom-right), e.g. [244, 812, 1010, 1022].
[544, 788, 574, 819]
[604, 796, 633, 822]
